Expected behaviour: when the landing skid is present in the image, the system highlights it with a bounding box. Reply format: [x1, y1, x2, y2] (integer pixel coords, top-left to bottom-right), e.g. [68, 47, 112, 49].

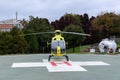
[48, 55, 69, 61]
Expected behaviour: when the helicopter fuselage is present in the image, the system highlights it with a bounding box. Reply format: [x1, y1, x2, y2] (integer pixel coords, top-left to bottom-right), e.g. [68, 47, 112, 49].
[48, 33, 69, 61]
[51, 34, 66, 56]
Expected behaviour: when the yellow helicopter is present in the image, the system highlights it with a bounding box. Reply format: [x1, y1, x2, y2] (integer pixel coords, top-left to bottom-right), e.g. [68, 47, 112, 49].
[47, 30, 91, 61]
[21, 30, 91, 61]
[48, 30, 68, 61]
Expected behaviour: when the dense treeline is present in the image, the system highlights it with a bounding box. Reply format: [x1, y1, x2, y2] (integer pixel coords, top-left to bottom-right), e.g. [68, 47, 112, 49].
[0, 12, 120, 54]
[0, 28, 27, 54]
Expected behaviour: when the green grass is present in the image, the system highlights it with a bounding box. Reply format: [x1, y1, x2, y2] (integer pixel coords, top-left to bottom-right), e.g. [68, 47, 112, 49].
[66, 44, 120, 54]
[66, 45, 91, 53]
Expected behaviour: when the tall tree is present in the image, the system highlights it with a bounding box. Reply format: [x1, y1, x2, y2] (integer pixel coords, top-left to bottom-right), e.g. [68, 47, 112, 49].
[10, 27, 28, 54]
[64, 24, 85, 52]
[0, 32, 12, 54]
[23, 16, 54, 53]
[23, 29, 39, 53]
[51, 13, 82, 30]
[81, 13, 91, 34]
[92, 12, 120, 37]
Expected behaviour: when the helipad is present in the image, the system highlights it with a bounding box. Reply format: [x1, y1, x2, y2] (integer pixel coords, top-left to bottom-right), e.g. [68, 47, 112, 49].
[0, 54, 120, 80]
[12, 59, 110, 72]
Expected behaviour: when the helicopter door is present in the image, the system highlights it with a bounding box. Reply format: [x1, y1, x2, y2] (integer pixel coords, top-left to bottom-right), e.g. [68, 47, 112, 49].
[51, 40, 58, 53]
[51, 40, 66, 53]
[59, 40, 66, 53]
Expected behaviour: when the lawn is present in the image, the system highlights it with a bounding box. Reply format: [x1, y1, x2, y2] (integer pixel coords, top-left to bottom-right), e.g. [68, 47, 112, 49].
[66, 45, 91, 53]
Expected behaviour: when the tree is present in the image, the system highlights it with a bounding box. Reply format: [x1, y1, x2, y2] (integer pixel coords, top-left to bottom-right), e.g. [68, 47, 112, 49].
[20, 19, 28, 27]
[0, 27, 28, 54]
[64, 24, 85, 52]
[25, 16, 54, 32]
[92, 12, 120, 37]
[51, 13, 82, 30]
[10, 27, 28, 54]
[0, 32, 12, 54]
[81, 13, 91, 34]
[23, 29, 39, 53]
[23, 16, 54, 53]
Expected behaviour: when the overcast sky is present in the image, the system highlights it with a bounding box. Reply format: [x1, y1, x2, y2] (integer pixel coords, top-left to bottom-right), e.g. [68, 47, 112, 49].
[0, 0, 120, 22]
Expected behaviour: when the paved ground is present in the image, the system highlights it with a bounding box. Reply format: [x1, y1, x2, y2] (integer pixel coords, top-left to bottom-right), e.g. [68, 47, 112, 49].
[0, 53, 120, 80]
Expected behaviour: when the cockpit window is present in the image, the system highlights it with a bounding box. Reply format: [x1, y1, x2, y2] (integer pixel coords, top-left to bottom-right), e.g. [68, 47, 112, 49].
[51, 40, 66, 50]
[56, 32, 60, 35]
[60, 38, 62, 40]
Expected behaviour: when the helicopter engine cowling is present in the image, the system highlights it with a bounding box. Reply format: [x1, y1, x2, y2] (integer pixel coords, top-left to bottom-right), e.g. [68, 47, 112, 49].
[98, 38, 117, 53]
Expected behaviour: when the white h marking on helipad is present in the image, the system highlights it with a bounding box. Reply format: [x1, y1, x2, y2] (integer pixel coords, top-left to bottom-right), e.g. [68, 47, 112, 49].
[12, 59, 110, 72]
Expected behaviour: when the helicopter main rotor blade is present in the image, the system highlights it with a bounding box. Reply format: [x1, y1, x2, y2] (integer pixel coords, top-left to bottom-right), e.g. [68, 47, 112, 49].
[62, 32, 91, 36]
[20, 30, 91, 36]
[20, 32, 55, 36]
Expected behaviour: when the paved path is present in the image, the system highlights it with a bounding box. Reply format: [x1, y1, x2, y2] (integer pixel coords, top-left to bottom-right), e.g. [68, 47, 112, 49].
[0, 54, 120, 80]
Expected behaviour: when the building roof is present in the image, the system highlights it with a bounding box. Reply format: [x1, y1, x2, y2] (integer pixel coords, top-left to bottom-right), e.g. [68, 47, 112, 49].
[0, 19, 23, 31]
[0, 19, 18, 24]
[0, 24, 14, 29]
